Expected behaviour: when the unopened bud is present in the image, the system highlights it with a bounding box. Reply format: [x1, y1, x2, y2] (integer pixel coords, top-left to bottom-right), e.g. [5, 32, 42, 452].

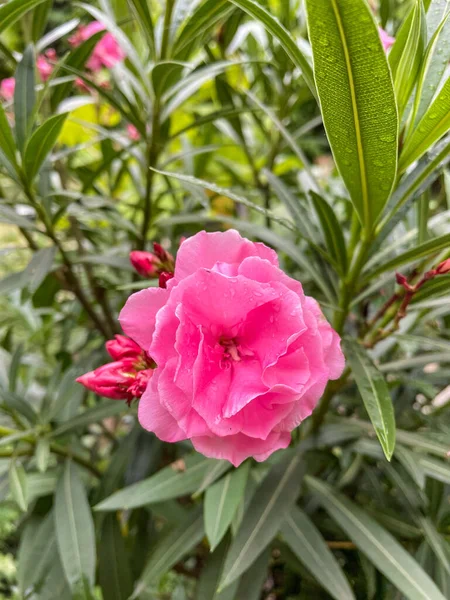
[129, 250, 159, 277]
[105, 335, 142, 360]
[436, 259, 450, 275]
[76, 359, 136, 401]
[159, 271, 174, 288]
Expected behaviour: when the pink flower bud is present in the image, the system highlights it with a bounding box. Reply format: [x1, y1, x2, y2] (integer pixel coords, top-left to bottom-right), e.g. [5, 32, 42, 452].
[127, 369, 153, 399]
[395, 272, 409, 287]
[159, 271, 174, 289]
[127, 124, 140, 141]
[76, 359, 136, 400]
[379, 27, 395, 51]
[129, 251, 159, 277]
[153, 242, 173, 264]
[36, 53, 54, 82]
[436, 259, 450, 275]
[105, 335, 143, 360]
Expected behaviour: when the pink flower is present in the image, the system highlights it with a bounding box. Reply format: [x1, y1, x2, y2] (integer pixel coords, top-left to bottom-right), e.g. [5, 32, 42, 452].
[69, 21, 125, 72]
[119, 230, 345, 466]
[36, 50, 56, 82]
[127, 124, 140, 141]
[106, 334, 143, 360]
[76, 358, 141, 402]
[0, 78, 15, 101]
[379, 27, 395, 51]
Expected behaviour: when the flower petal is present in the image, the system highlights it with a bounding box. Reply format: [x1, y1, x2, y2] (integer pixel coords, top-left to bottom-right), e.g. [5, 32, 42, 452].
[119, 287, 168, 352]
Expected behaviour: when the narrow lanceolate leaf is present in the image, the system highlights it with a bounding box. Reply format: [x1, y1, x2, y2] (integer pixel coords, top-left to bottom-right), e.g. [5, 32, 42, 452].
[132, 509, 204, 598]
[400, 76, 450, 171]
[228, 0, 316, 98]
[24, 247, 56, 294]
[419, 516, 450, 577]
[127, 0, 155, 57]
[0, 103, 18, 169]
[389, 0, 426, 117]
[343, 338, 396, 460]
[14, 45, 36, 153]
[219, 449, 307, 590]
[98, 515, 133, 600]
[96, 454, 224, 511]
[205, 463, 250, 551]
[305, 0, 398, 231]
[282, 507, 355, 600]
[51, 401, 125, 437]
[363, 232, 450, 281]
[307, 476, 447, 600]
[54, 461, 96, 595]
[412, 4, 450, 126]
[0, 0, 49, 34]
[23, 113, 67, 182]
[310, 191, 348, 274]
[9, 462, 28, 512]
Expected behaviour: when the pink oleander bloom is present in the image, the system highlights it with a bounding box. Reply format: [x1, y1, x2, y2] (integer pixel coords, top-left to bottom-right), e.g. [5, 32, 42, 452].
[106, 334, 143, 360]
[119, 230, 345, 466]
[86, 32, 125, 71]
[0, 77, 15, 101]
[127, 124, 141, 141]
[76, 358, 139, 402]
[36, 50, 55, 82]
[69, 21, 124, 72]
[379, 26, 395, 51]
[130, 250, 160, 277]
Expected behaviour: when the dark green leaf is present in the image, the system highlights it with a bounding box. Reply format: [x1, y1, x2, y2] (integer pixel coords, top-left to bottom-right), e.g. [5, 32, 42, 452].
[0, 102, 18, 169]
[23, 113, 67, 182]
[54, 461, 96, 594]
[51, 401, 125, 437]
[219, 449, 307, 590]
[0, 0, 49, 34]
[9, 461, 28, 512]
[99, 515, 133, 600]
[306, 0, 398, 230]
[343, 338, 396, 460]
[310, 191, 348, 274]
[14, 45, 36, 154]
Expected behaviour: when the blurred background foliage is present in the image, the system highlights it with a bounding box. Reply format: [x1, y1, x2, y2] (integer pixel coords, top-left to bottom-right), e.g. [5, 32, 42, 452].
[0, 0, 450, 598]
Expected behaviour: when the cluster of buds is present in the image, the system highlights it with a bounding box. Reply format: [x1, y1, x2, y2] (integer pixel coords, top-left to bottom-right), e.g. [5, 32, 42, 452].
[396, 258, 450, 294]
[130, 242, 175, 288]
[76, 335, 154, 405]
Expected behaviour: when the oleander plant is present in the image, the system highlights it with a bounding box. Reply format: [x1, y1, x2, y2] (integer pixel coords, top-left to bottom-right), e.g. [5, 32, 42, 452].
[1, 0, 450, 598]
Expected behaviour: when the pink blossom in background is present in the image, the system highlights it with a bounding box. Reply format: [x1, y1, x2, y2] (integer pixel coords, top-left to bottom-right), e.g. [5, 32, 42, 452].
[0, 77, 15, 101]
[379, 26, 395, 51]
[69, 21, 125, 72]
[120, 230, 345, 466]
[127, 124, 141, 141]
[36, 49, 56, 82]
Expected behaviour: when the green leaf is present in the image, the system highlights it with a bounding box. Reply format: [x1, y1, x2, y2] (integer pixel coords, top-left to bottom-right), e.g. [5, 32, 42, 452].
[305, 0, 398, 230]
[343, 339, 396, 460]
[0, 0, 48, 34]
[229, 0, 316, 97]
[14, 45, 36, 153]
[9, 461, 28, 512]
[23, 113, 67, 182]
[411, 4, 450, 126]
[51, 401, 125, 437]
[133, 508, 205, 597]
[0, 103, 18, 170]
[234, 548, 270, 600]
[54, 461, 96, 595]
[31, 0, 52, 41]
[400, 76, 450, 171]
[0, 205, 34, 229]
[389, 0, 426, 117]
[205, 463, 250, 551]
[28, 470, 57, 501]
[363, 232, 450, 281]
[18, 512, 56, 595]
[25, 247, 56, 294]
[36, 437, 50, 473]
[96, 454, 225, 511]
[307, 476, 447, 600]
[419, 516, 450, 577]
[281, 507, 355, 600]
[310, 191, 348, 274]
[197, 538, 230, 600]
[98, 515, 133, 600]
[127, 0, 155, 57]
[219, 449, 307, 590]
[418, 455, 450, 484]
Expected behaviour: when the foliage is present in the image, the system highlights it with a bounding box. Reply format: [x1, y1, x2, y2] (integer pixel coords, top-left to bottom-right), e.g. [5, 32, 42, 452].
[0, 0, 450, 598]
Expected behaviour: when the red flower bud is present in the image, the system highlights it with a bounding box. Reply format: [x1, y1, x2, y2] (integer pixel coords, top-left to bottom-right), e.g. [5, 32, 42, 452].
[159, 271, 174, 288]
[127, 369, 153, 399]
[436, 259, 450, 275]
[129, 251, 159, 277]
[153, 242, 173, 264]
[76, 359, 137, 401]
[105, 335, 142, 360]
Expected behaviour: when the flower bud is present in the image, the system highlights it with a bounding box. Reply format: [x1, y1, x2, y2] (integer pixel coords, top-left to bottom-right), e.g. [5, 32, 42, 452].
[105, 335, 142, 360]
[76, 359, 136, 401]
[436, 259, 450, 275]
[153, 242, 174, 265]
[395, 272, 409, 287]
[127, 369, 153, 399]
[159, 271, 174, 289]
[129, 251, 159, 277]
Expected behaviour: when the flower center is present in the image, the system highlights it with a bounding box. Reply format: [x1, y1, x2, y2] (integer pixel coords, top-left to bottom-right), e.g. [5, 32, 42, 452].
[218, 336, 254, 369]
